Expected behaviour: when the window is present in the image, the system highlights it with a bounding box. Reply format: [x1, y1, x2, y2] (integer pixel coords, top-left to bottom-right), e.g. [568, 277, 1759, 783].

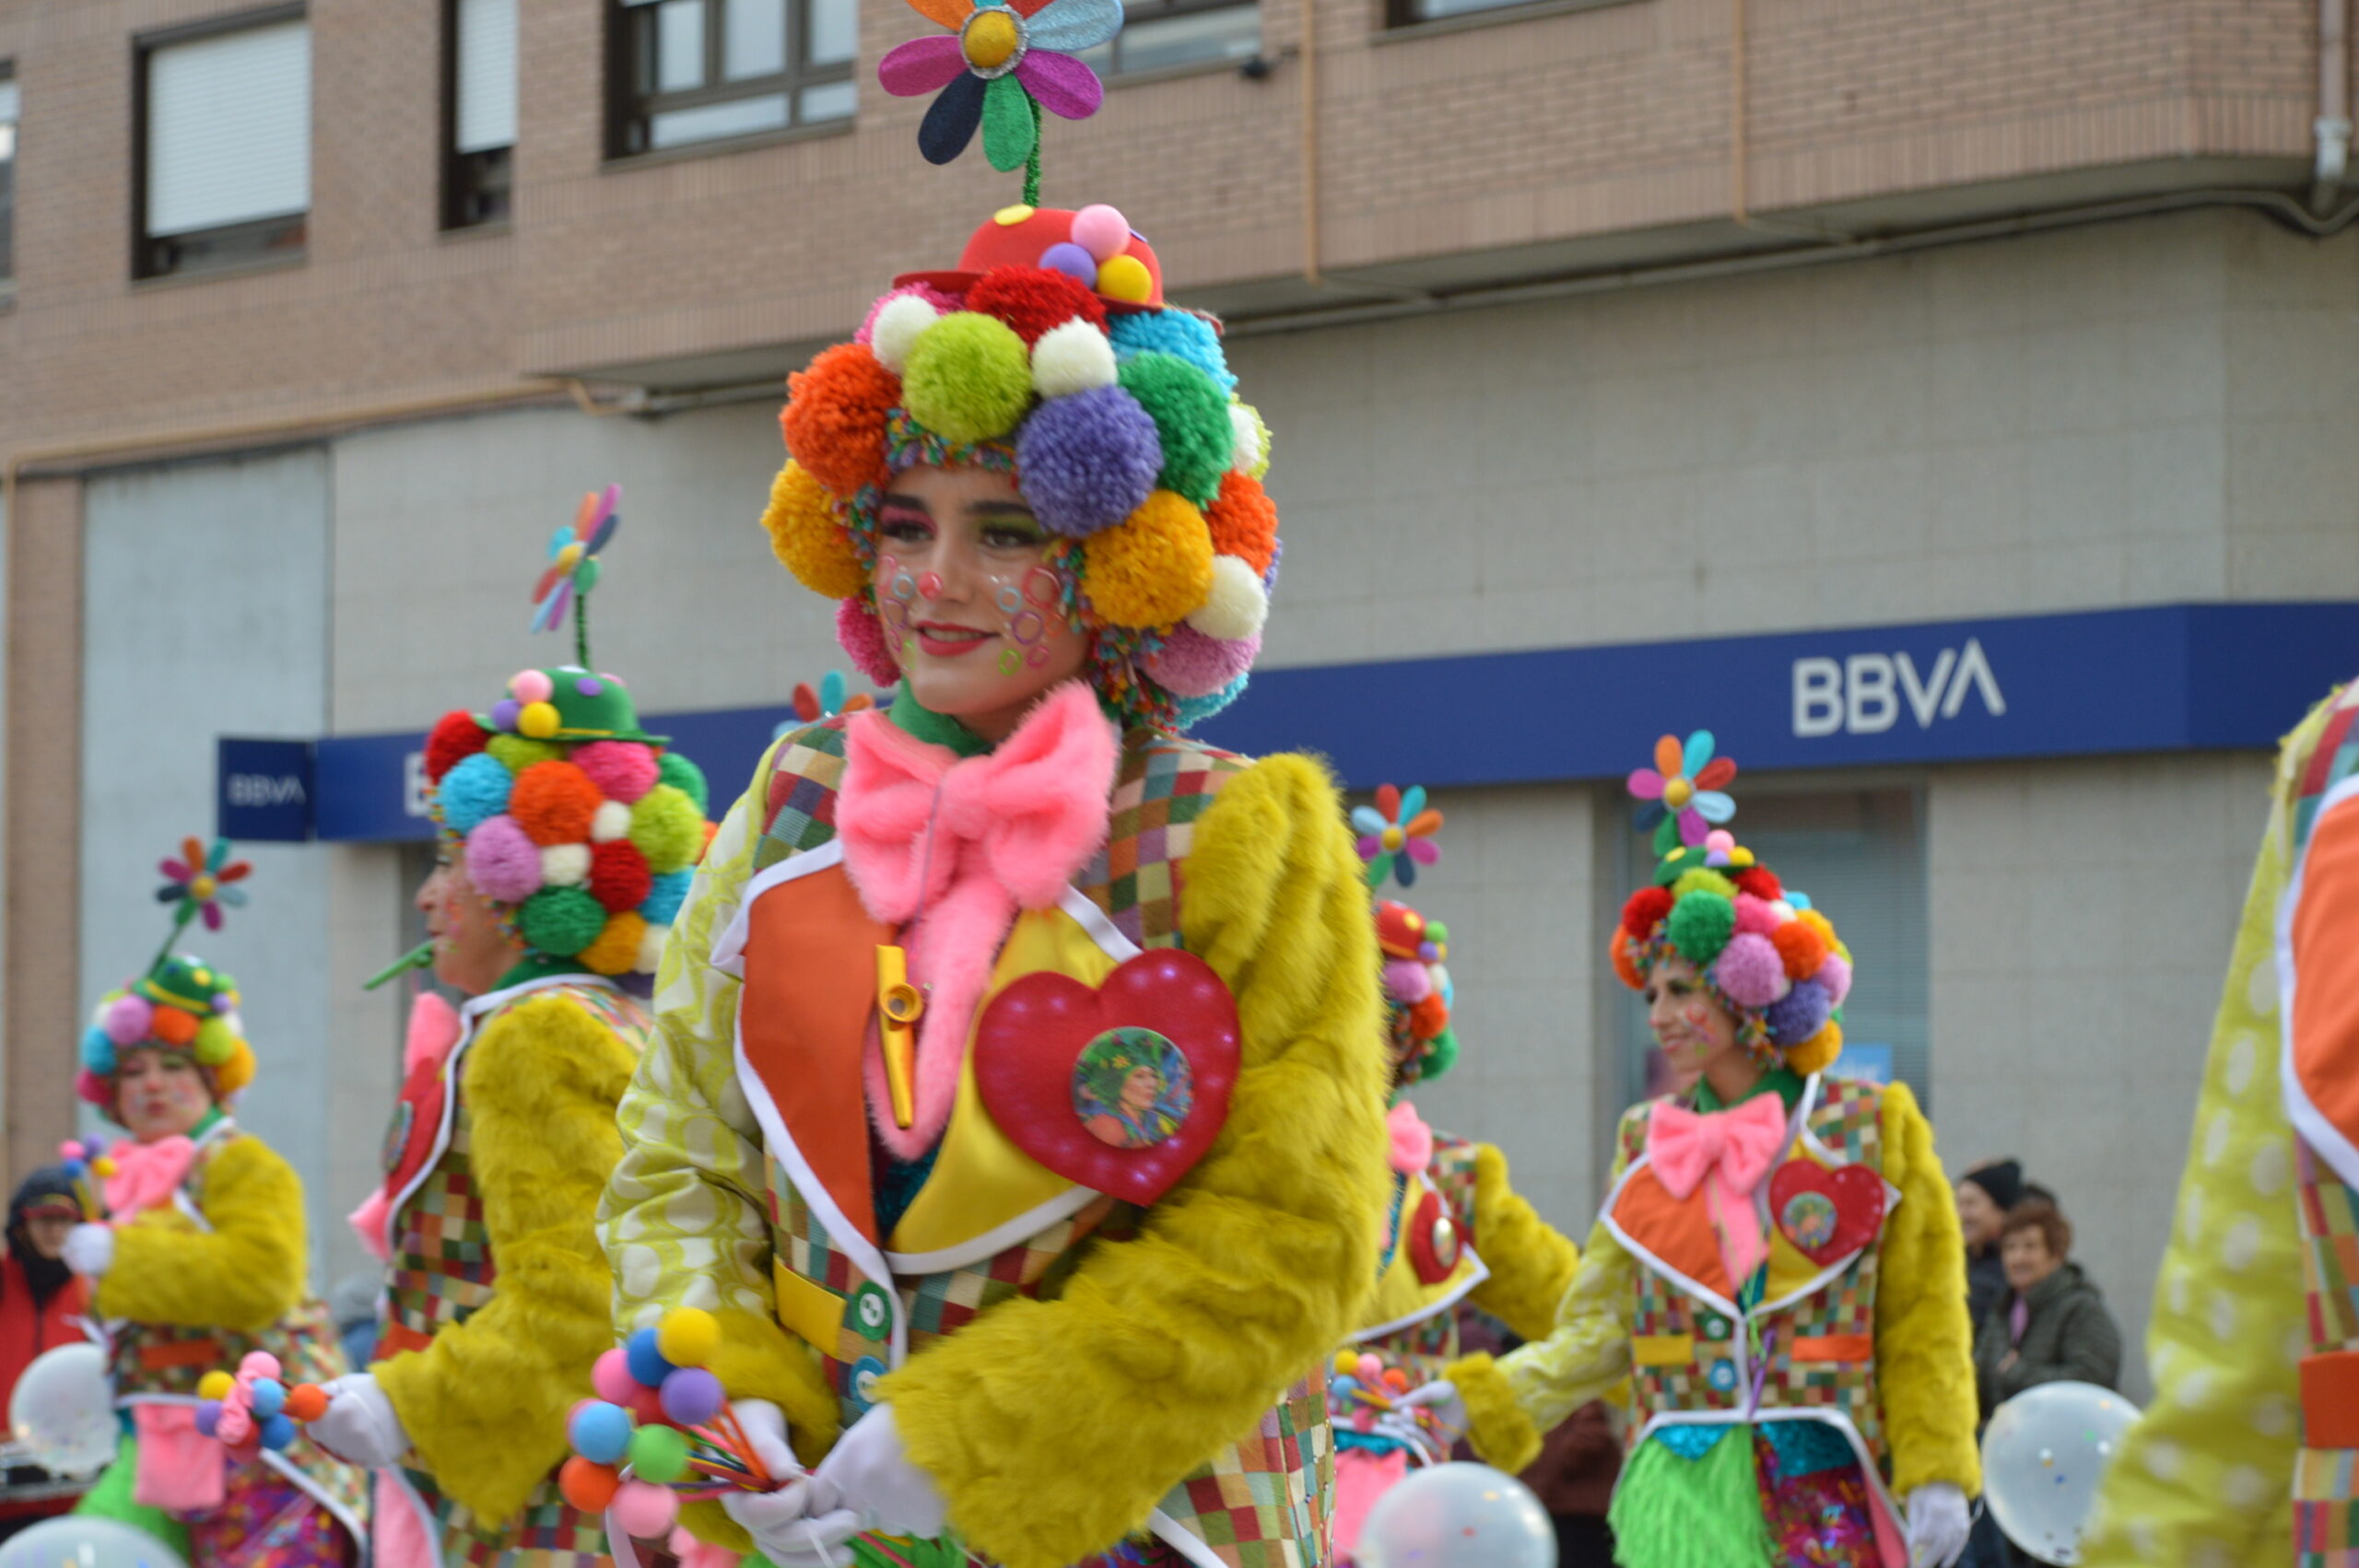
[445, 0, 517, 228]
[1074, 0, 1258, 77]
[610, 0, 854, 158]
[0, 65, 17, 288]
[135, 8, 311, 279]
[1388, 0, 1546, 23]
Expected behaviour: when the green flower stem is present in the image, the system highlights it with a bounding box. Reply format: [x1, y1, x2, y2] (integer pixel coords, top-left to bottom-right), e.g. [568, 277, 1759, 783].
[1024, 94, 1043, 205]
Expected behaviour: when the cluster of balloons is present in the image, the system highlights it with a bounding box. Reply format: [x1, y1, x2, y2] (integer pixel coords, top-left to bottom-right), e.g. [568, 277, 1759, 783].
[560, 1308, 733, 1537]
[57, 1136, 115, 1188]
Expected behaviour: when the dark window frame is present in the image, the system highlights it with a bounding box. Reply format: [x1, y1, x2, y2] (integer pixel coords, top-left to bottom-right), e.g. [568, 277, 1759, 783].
[131, 3, 311, 282]
[0, 60, 18, 287]
[1086, 0, 1260, 77]
[440, 0, 513, 230]
[1382, 0, 1558, 29]
[604, 0, 855, 161]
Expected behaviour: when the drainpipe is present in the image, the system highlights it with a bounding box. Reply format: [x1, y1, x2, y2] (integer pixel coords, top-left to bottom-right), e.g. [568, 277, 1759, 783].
[1730, 0, 1852, 243]
[1300, 0, 1321, 286]
[2318, 0, 2352, 215]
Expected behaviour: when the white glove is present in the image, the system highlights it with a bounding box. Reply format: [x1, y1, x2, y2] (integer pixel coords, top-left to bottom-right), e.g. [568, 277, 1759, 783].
[1393, 1380, 1466, 1449]
[718, 1400, 863, 1568]
[1904, 1481, 1970, 1567]
[307, 1374, 410, 1469]
[63, 1223, 112, 1279]
[812, 1403, 946, 1539]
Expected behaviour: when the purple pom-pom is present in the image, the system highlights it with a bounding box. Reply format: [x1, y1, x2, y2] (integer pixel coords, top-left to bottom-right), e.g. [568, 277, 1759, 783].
[659, 1366, 726, 1427]
[1038, 241, 1097, 286]
[465, 814, 545, 905]
[490, 697, 522, 731]
[1816, 953, 1853, 1006]
[1015, 386, 1163, 538]
[1144, 624, 1259, 697]
[1766, 979, 1832, 1044]
[1712, 931, 1789, 1010]
[104, 994, 155, 1047]
[194, 1400, 222, 1437]
[837, 597, 900, 685]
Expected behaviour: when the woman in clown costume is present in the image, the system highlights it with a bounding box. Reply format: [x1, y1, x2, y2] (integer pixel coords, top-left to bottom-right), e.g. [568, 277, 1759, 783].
[596, 94, 1391, 1568]
[309, 514, 715, 1568]
[65, 846, 367, 1566]
[1443, 736, 1979, 1568]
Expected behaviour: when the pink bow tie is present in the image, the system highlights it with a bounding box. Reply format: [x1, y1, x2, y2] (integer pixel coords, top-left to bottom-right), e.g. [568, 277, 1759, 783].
[1649, 1094, 1789, 1286]
[837, 683, 1118, 1159]
[104, 1135, 196, 1220]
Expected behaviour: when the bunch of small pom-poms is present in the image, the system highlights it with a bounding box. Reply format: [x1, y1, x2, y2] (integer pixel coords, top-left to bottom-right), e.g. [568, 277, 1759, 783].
[1327, 1351, 1443, 1448]
[1377, 902, 1458, 1084]
[77, 956, 256, 1107]
[423, 673, 710, 977]
[560, 1309, 774, 1538]
[194, 1352, 331, 1457]
[761, 202, 1278, 729]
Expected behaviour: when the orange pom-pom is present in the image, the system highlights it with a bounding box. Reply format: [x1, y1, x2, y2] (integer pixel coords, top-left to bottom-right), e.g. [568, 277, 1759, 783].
[215, 1039, 257, 1095]
[1770, 920, 1828, 980]
[578, 910, 649, 977]
[761, 461, 865, 600]
[149, 1007, 199, 1047]
[1203, 473, 1278, 576]
[1610, 932, 1646, 989]
[559, 1457, 622, 1513]
[284, 1384, 330, 1422]
[1406, 992, 1449, 1042]
[1082, 490, 1215, 629]
[781, 343, 898, 498]
[510, 761, 603, 848]
[1797, 908, 1839, 950]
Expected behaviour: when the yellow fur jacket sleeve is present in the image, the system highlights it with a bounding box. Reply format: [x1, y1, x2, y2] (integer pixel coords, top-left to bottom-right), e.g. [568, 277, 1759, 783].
[374, 993, 639, 1525]
[1463, 1142, 1580, 1343]
[1872, 1080, 1980, 1500]
[880, 754, 1393, 1568]
[94, 1130, 306, 1334]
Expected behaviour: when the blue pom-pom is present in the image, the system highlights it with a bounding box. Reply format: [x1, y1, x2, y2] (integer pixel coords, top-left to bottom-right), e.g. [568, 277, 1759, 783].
[62, 1160, 87, 1184]
[259, 1413, 296, 1451]
[1171, 673, 1250, 730]
[624, 1327, 672, 1388]
[1109, 310, 1237, 392]
[249, 1378, 286, 1419]
[569, 1400, 634, 1464]
[437, 752, 514, 836]
[81, 1027, 116, 1076]
[640, 870, 694, 928]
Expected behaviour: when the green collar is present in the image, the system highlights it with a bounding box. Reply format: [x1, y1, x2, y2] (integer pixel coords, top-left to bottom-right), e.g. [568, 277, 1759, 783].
[888, 686, 992, 758]
[1690, 1064, 1805, 1115]
[191, 1106, 226, 1140]
[493, 954, 594, 992]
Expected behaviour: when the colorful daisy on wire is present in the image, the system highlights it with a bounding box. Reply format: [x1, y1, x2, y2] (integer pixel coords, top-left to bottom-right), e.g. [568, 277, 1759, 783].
[1628, 731, 1738, 856]
[772, 671, 876, 740]
[156, 837, 252, 934]
[1355, 784, 1443, 891]
[533, 484, 622, 664]
[877, 0, 1121, 182]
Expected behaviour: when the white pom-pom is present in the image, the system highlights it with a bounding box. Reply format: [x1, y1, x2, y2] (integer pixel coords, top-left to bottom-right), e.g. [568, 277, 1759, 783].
[1184, 556, 1270, 641]
[638, 922, 671, 975]
[870, 294, 942, 373]
[1031, 319, 1119, 398]
[1227, 404, 1264, 475]
[590, 801, 632, 843]
[541, 844, 592, 887]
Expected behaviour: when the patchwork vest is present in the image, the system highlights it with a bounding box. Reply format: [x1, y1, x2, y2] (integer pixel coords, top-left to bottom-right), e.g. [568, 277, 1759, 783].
[724, 720, 1336, 1568]
[374, 976, 651, 1568]
[1348, 1135, 1487, 1386]
[1605, 1077, 1898, 1511]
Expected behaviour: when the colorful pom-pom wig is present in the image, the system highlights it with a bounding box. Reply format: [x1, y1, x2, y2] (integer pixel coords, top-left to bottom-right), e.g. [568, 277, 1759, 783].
[1614, 731, 1853, 1075]
[422, 666, 712, 981]
[1360, 784, 1457, 1087]
[78, 837, 264, 1110]
[763, 203, 1280, 730]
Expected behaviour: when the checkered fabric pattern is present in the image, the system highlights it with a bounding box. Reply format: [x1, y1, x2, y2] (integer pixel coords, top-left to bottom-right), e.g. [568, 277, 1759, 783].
[2294, 684, 2359, 856]
[404, 1469, 612, 1568]
[1074, 736, 1249, 949]
[2296, 1457, 2359, 1566]
[2299, 1136, 2359, 1359]
[1426, 1137, 1482, 1242]
[757, 719, 852, 871]
[1154, 1375, 1334, 1568]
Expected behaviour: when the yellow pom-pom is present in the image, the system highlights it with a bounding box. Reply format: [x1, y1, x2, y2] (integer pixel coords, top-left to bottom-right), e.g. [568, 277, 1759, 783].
[1082, 490, 1215, 629]
[760, 462, 866, 600]
[657, 1307, 722, 1367]
[1096, 254, 1152, 303]
[519, 701, 560, 740]
[1783, 1019, 1843, 1075]
[578, 910, 649, 977]
[1798, 908, 1838, 948]
[1671, 869, 1736, 901]
[214, 1039, 257, 1095]
[197, 1371, 235, 1401]
[91, 1156, 117, 1177]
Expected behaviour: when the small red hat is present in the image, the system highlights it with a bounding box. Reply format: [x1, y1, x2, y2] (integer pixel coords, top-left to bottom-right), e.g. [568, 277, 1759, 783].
[897, 203, 1164, 312]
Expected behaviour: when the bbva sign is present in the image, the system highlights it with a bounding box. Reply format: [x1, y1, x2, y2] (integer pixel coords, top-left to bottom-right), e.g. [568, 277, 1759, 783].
[1793, 639, 2006, 737]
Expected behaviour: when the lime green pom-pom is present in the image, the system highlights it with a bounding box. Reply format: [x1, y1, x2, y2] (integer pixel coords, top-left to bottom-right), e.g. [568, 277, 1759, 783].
[902, 313, 1034, 446]
[192, 1018, 239, 1067]
[487, 735, 564, 772]
[657, 751, 709, 814]
[518, 886, 608, 957]
[629, 786, 703, 874]
[1671, 869, 1736, 901]
[1119, 353, 1234, 507]
[627, 1422, 690, 1484]
[1665, 891, 1735, 966]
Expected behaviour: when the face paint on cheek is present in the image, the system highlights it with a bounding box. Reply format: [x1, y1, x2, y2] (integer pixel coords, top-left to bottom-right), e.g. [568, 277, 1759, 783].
[1683, 1003, 1712, 1030]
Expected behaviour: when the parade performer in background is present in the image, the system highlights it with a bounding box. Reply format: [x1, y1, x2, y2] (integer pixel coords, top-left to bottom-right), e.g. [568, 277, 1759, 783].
[0, 1167, 97, 1539]
[598, 40, 1391, 1559]
[312, 487, 714, 1568]
[66, 840, 366, 1566]
[2075, 680, 2359, 1566]
[1445, 734, 1979, 1568]
[1326, 786, 1580, 1561]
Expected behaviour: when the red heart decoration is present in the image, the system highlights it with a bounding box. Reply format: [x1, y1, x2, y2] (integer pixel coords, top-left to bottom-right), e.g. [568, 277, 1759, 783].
[974, 950, 1241, 1206]
[1767, 1158, 1885, 1267]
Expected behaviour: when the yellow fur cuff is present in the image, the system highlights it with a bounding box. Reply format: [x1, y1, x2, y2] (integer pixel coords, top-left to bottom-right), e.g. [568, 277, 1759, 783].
[1449, 1352, 1542, 1474]
[708, 1308, 840, 1469]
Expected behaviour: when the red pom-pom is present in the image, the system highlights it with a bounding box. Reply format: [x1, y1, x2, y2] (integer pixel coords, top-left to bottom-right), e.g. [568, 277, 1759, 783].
[965, 266, 1109, 345]
[1204, 473, 1279, 575]
[424, 711, 487, 783]
[510, 761, 603, 848]
[781, 343, 899, 498]
[1610, 932, 1646, 989]
[1770, 919, 1828, 980]
[1406, 993, 1449, 1042]
[1732, 866, 1783, 902]
[1622, 886, 1674, 940]
[588, 840, 653, 914]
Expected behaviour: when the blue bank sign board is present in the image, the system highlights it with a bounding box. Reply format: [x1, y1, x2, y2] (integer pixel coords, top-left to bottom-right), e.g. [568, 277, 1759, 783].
[216, 738, 316, 842]
[232, 602, 2359, 843]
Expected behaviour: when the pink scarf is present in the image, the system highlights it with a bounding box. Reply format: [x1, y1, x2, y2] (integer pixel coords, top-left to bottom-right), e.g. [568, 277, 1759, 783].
[837, 683, 1119, 1159]
[103, 1135, 196, 1220]
[1649, 1094, 1788, 1287]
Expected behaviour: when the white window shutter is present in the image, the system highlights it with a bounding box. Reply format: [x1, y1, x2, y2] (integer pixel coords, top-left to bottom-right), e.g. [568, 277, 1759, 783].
[454, 0, 517, 154]
[147, 20, 311, 238]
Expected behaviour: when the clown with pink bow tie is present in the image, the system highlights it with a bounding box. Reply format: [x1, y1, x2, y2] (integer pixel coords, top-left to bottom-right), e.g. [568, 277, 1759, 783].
[1444, 735, 1980, 1568]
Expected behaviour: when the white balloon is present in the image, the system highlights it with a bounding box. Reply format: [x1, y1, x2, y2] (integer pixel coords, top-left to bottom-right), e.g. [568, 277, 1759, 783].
[0, 1515, 188, 1568]
[7, 1341, 117, 1476]
[1981, 1380, 2142, 1565]
[1356, 1461, 1555, 1568]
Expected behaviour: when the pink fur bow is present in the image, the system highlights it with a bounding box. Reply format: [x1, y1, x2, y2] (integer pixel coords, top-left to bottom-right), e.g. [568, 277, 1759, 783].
[837, 682, 1118, 1158]
[1386, 1100, 1434, 1176]
[103, 1135, 196, 1220]
[1649, 1094, 1788, 1285]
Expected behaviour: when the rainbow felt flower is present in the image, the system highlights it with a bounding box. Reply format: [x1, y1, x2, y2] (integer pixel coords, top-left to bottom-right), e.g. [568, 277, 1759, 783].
[1628, 731, 1737, 851]
[877, 0, 1121, 171]
[1354, 784, 1443, 890]
[532, 485, 621, 635]
[155, 837, 252, 933]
